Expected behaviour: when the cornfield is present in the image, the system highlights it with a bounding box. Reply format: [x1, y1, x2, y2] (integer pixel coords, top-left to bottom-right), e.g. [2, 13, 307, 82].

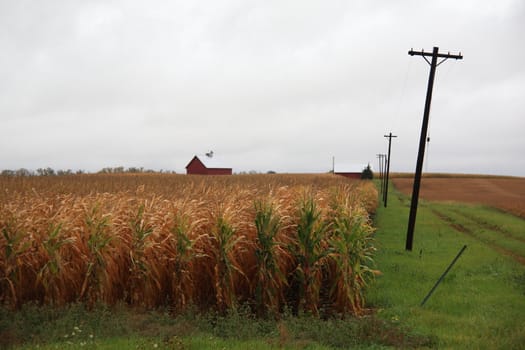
[0, 174, 378, 316]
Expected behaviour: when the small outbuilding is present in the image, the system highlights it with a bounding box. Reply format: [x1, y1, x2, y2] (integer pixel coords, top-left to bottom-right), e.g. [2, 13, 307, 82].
[334, 163, 366, 179]
[185, 155, 232, 175]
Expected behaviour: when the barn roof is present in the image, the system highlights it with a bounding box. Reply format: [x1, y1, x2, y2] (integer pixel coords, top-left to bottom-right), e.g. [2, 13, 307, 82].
[334, 163, 367, 174]
[186, 155, 232, 169]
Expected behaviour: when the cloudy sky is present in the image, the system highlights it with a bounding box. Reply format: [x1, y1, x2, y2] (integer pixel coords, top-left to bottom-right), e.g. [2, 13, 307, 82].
[1, 1, 524, 175]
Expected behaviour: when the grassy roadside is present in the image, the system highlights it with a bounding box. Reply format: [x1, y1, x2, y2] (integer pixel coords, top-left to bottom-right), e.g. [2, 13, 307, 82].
[368, 184, 525, 349]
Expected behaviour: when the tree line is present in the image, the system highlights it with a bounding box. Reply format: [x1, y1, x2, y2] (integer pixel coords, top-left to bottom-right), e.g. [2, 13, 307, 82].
[0, 167, 177, 176]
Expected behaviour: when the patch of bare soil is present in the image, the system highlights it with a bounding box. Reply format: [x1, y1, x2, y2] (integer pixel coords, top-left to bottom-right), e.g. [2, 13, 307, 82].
[392, 177, 525, 218]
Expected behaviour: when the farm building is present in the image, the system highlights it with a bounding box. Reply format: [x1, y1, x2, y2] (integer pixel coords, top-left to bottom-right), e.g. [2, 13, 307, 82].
[185, 155, 232, 175]
[334, 163, 367, 179]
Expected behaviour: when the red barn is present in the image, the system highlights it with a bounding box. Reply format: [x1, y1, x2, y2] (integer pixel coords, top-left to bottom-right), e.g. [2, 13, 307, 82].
[185, 155, 232, 175]
[334, 163, 365, 179]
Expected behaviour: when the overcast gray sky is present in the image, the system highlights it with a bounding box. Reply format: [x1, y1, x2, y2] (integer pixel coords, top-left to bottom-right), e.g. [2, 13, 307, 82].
[1, 1, 524, 175]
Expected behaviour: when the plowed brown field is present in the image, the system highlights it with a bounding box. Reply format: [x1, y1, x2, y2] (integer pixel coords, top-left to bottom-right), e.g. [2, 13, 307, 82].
[392, 177, 525, 218]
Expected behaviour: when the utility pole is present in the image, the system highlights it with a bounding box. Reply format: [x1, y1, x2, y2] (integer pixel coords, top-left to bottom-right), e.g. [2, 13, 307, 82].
[381, 154, 388, 203]
[377, 154, 384, 197]
[405, 47, 463, 251]
[382, 153, 387, 195]
[383, 133, 397, 207]
[381, 154, 385, 196]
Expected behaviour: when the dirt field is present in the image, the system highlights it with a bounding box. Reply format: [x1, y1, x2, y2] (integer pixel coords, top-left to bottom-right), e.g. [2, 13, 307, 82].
[391, 177, 525, 218]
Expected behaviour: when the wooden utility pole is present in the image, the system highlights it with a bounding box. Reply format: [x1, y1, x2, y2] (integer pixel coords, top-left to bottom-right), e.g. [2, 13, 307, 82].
[405, 47, 463, 251]
[382, 156, 387, 203]
[381, 154, 387, 201]
[377, 154, 384, 197]
[383, 133, 397, 207]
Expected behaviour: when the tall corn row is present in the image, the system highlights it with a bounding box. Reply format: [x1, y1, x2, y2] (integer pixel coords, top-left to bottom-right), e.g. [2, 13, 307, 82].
[0, 175, 378, 316]
[325, 189, 379, 315]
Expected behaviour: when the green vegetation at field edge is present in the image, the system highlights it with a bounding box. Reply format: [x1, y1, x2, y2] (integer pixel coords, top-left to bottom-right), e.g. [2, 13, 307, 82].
[1, 302, 431, 349]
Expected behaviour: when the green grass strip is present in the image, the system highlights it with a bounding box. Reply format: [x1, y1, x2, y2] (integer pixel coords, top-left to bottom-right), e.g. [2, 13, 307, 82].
[368, 183, 525, 349]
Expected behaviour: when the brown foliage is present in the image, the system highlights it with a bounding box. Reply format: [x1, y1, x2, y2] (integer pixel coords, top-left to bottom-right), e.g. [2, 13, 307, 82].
[0, 174, 378, 316]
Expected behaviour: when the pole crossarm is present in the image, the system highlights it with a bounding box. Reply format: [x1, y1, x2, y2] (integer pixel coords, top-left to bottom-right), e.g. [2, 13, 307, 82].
[408, 48, 463, 60]
[409, 48, 462, 67]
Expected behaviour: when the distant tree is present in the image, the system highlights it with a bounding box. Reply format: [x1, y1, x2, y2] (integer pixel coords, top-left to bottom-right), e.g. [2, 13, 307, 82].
[361, 164, 374, 180]
[267, 170, 276, 174]
[16, 168, 32, 176]
[57, 169, 73, 176]
[99, 166, 128, 174]
[36, 167, 55, 176]
[1, 170, 15, 176]
[126, 167, 144, 173]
